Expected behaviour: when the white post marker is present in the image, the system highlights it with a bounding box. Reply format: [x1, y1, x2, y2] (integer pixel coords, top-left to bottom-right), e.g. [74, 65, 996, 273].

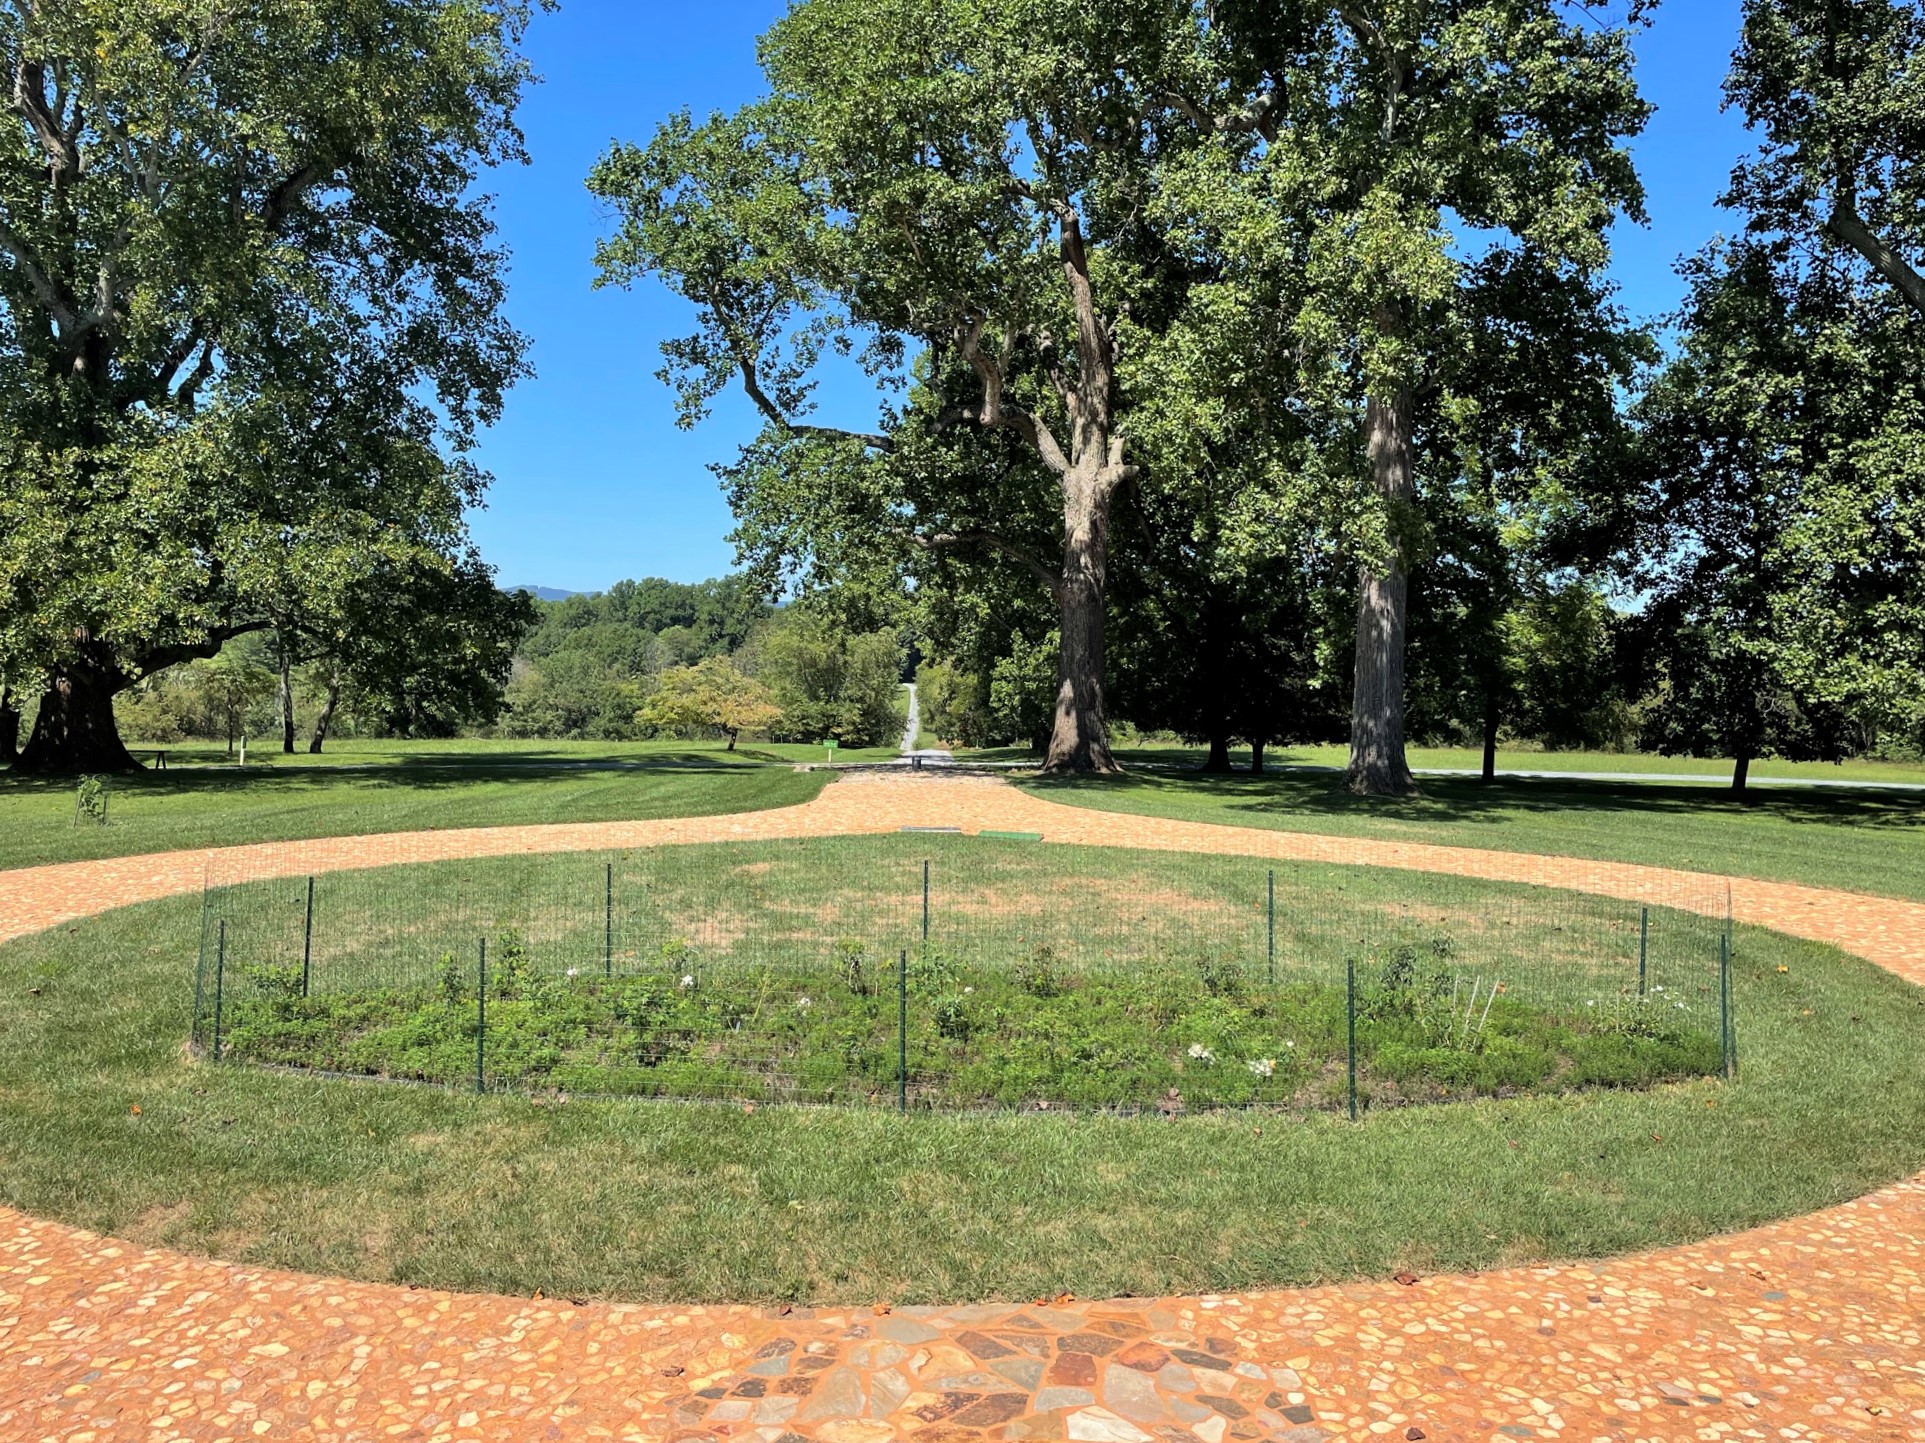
[824, 738, 840, 764]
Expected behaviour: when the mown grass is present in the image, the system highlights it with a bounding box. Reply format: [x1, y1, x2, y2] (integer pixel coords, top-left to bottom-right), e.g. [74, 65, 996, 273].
[2, 851, 1919, 1306]
[966, 740, 1925, 785]
[0, 742, 835, 871]
[1023, 767, 1925, 903]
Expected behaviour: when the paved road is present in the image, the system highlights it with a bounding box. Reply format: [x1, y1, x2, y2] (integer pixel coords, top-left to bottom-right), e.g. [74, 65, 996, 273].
[896, 681, 955, 768]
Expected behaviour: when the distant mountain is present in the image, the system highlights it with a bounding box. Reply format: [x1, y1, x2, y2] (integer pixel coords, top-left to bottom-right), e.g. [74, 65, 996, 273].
[507, 584, 581, 601]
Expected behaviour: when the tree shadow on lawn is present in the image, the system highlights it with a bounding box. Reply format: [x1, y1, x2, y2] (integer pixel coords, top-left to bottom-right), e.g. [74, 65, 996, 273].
[1028, 767, 1925, 836]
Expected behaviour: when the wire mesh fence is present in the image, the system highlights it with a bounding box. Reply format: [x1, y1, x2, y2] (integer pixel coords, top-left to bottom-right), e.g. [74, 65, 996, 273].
[192, 833, 1736, 1115]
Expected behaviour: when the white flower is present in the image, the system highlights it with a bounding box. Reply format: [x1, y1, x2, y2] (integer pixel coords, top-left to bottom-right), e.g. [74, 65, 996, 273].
[1186, 1042, 1215, 1064]
[963, 986, 974, 995]
[565, 968, 579, 979]
[797, 996, 812, 1009]
[680, 974, 695, 989]
[1247, 1057, 1275, 1078]
[1586, 999, 1596, 1007]
[1284, 1040, 1295, 1049]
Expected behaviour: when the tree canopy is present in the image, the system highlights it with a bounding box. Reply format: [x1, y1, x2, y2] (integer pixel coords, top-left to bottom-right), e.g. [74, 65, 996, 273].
[0, 0, 544, 772]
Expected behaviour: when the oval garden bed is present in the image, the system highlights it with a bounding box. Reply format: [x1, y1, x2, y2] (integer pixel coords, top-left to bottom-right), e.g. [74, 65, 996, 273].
[198, 837, 1731, 1112]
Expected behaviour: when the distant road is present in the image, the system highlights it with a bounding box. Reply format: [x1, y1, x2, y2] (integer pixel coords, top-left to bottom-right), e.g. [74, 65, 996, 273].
[897, 683, 954, 768]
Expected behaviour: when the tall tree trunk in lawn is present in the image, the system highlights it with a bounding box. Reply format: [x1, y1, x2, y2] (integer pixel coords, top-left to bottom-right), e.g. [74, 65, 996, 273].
[1482, 682, 1500, 783]
[1045, 476, 1119, 775]
[0, 688, 19, 766]
[1203, 733, 1234, 772]
[309, 676, 342, 754]
[1732, 751, 1751, 796]
[277, 633, 297, 754]
[1345, 379, 1420, 797]
[1250, 738, 1267, 775]
[16, 645, 142, 775]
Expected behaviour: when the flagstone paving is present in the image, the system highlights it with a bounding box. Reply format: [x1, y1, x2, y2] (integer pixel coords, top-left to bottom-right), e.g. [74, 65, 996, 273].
[2, 771, 1923, 1442]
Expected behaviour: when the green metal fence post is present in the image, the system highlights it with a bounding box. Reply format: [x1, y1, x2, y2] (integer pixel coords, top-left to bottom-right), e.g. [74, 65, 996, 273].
[477, 937, 488, 1094]
[921, 860, 930, 944]
[1637, 906, 1648, 998]
[897, 948, 908, 1114]
[1720, 931, 1734, 1080]
[1267, 869, 1276, 985]
[605, 861, 614, 979]
[213, 919, 226, 1062]
[1346, 957, 1358, 1122]
[301, 876, 315, 998]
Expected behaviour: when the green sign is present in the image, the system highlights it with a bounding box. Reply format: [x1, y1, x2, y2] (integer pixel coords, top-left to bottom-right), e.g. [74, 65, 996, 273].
[823, 739, 840, 760]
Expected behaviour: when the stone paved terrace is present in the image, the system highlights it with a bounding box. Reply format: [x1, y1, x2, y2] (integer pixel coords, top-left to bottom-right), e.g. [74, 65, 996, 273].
[2, 772, 1923, 1442]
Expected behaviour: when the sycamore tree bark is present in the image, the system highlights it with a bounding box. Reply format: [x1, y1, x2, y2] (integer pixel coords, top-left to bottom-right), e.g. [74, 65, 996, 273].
[1345, 379, 1420, 795]
[309, 674, 343, 754]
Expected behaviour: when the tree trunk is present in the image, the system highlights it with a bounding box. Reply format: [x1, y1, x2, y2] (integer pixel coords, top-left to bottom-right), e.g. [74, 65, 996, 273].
[277, 634, 297, 754]
[1344, 378, 1420, 797]
[309, 678, 341, 754]
[0, 687, 19, 766]
[1482, 684, 1500, 783]
[16, 649, 142, 775]
[1042, 480, 1120, 775]
[1202, 733, 1235, 772]
[1250, 738, 1266, 776]
[1732, 751, 1751, 796]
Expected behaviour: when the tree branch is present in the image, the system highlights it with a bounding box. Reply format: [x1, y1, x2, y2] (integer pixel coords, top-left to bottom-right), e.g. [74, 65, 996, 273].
[914, 528, 1060, 594]
[730, 331, 893, 449]
[1825, 199, 1925, 319]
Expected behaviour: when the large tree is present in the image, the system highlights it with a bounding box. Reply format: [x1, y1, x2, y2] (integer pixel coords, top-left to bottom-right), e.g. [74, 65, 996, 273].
[590, 0, 1234, 774]
[1204, 1, 1653, 793]
[1628, 241, 1880, 793]
[0, 0, 540, 773]
[1714, 0, 1925, 748]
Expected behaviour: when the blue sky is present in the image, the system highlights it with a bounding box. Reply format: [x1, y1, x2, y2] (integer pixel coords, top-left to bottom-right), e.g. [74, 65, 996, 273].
[468, 0, 1753, 594]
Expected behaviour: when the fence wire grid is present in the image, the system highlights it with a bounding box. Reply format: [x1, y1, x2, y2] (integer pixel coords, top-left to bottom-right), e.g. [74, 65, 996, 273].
[192, 833, 1736, 1116]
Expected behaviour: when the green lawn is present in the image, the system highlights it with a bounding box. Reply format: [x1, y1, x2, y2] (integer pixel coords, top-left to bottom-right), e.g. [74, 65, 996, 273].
[0, 741, 843, 871]
[1021, 768, 1925, 904]
[986, 741, 1925, 786]
[1, 859, 1919, 1304]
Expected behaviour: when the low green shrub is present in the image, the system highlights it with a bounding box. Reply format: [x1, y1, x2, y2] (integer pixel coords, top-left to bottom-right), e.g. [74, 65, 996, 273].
[217, 937, 1722, 1112]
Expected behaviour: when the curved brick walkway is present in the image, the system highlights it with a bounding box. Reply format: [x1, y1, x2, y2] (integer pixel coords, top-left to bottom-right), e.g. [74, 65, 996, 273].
[2, 772, 1923, 1442]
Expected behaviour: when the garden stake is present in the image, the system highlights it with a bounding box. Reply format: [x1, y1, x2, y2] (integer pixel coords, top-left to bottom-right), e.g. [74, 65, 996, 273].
[1346, 958, 1358, 1123]
[1719, 931, 1733, 1080]
[922, 860, 930, 943]
[1637, 906, 1648, 997]
[604, 861, 614, 978]
[213, 919, 226, 1063]
[301, 876, 315, 998]
[1267, 869, 1276, 985]
[477, 938, 488, 1095]
[897, 948, 908, 1114]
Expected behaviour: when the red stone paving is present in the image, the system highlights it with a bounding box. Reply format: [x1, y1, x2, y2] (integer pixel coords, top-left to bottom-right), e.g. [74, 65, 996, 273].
[2, 772, 1922, 1442]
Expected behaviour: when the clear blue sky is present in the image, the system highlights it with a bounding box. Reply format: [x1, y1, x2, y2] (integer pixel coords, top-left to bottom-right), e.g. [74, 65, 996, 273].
[468, 0, 1753, 594]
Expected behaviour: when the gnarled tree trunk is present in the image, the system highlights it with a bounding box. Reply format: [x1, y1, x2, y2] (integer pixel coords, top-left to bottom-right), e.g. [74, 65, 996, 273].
[17, 646, 141, 775]
[1345, 380, 1420, 797]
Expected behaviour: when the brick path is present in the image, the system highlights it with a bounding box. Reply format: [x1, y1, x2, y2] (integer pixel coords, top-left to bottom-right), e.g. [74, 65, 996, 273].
[2, 772, 1922, 1442]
